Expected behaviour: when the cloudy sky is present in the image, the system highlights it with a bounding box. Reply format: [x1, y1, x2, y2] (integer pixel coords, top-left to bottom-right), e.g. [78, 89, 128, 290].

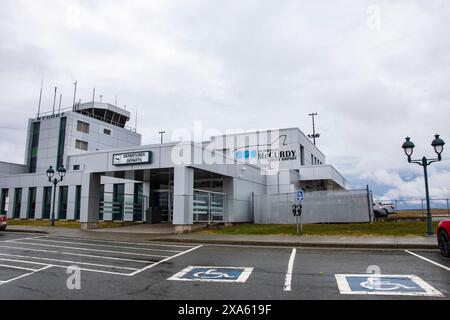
[0, 0, 449, 201]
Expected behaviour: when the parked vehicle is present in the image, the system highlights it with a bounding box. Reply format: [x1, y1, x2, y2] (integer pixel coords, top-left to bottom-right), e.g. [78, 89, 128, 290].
[373, 201, 395, 217]
[0, 214, 7, 231]
[437, 220, 450, 257]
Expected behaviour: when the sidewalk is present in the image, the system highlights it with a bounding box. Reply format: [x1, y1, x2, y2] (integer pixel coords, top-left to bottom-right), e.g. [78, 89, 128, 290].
[4, 225, 438, 249]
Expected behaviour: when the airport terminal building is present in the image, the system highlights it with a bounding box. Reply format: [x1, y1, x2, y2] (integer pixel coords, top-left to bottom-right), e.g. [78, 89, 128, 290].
[0, 103, 369, 232]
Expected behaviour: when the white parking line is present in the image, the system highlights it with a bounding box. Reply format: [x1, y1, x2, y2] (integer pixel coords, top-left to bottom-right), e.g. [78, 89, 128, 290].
[36, 236, 195, 248]
[130, 245, 203, 276]
[284, 249, 296, 292]
[0, 253, 139, 271]
[0, 245, 158, 264]
[405, 250, 450, 272]
[0, 263, 38, 272]
[6, 241, 172, 258]
[0, 265, 53, 286]
[22, 237, 184, 253]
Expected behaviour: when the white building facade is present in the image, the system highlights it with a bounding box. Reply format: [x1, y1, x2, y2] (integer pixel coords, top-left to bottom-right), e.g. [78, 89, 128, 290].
[0, 103, 359, 232]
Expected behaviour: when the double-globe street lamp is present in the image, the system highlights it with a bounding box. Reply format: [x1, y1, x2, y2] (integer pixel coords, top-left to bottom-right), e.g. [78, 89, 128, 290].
[46, 165, 67, 227]
[402, 134, 445, 236]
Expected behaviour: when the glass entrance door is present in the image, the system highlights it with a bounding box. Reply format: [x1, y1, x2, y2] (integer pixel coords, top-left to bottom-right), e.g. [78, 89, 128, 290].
[154, 190, 173, 223]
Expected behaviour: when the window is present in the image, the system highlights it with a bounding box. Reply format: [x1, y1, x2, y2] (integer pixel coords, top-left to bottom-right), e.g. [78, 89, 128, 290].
[300, 145, 305, 166]
[73, 165, 80, 171]
[57, 117, 67, 169]
[58, 186, 68, 220]
[75, 186, 82, 221]
[13, 188, 22, 219]
[27, 121, 40, 173]
[0, 189, 8, 215]
[27, 187, 36, 219]
[75, 139, 88, 151]
[77, 120, 90, 134]
[42, 187, 52, 219]
[103, 128, 111, 136]
[311, 154, 314, 165]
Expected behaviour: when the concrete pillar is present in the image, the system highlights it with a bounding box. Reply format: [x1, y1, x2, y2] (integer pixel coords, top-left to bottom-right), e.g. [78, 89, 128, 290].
[20, 188, 29, 219]
[53, 185, 60, 220]
[223, 178, 234, 223]
[7, 188, 15, 219]
[66, 185, 77, 220]
[103, 184, 114, 221]
[143, 181, 151, 211]
[173, 166, 194, 233]
[35, 187, 44, 220]
[124, 183, 135, 222]
[80, 173, 101, 229]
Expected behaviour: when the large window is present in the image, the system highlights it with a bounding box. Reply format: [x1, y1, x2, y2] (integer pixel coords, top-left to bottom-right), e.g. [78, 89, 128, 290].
[77, 120, 90, 134]
[27, 187, 37, 219]
[27, 121, 41, 173]
[42, 187, 52, 219]
[0, 189, 8, 215]
[58, 186, 68, 220]
[300, 145, 305, 166]
[75, 139, 88, 151]
[57, 117, 67, 169]
[13, 188, 22, 219]
[75, 186, 82, 221]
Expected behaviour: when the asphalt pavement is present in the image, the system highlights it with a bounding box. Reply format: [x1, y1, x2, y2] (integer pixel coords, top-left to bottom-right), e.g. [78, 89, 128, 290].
[0, 232, 448, 300]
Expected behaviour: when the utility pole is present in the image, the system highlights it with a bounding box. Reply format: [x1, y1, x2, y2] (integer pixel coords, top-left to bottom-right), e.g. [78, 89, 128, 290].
[159, 131, 166, 144]
[308, 112, 320, 145]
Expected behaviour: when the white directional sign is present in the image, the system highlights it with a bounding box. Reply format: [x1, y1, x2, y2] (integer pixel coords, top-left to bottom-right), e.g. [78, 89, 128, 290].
[113, 151, 152, 166]
[335, 274, 443, 297]
[168, 266, 254, 283]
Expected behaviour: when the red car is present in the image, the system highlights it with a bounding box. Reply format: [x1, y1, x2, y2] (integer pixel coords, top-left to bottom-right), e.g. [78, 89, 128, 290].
[0, 214, 7, 231]
[437, 220, 450, 257]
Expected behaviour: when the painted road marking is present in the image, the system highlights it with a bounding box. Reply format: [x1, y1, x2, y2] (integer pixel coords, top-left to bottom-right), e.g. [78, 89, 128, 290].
[168, 266, 253, 283]
[405, 250, 450, 272]
[4, 241, 172, 258]
[335, 274, 444, 297]
[284, 248, 296, 292]
[17, 237, 185, 253]
[0, 236, 201, 277]
[0, 265, 53, 286]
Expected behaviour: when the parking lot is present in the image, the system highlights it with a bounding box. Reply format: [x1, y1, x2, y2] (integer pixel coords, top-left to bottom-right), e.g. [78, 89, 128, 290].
[0, 232, 449, 300]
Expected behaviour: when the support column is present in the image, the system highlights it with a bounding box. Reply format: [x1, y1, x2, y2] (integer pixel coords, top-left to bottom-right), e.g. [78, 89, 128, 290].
[80, 173, 101, 230]
[173, 166, 194, 233]
[143, 181, 151, 218]
[20, 188, 29, 219]
[66, 185, 77, 220]
[35, 187, 44, 220]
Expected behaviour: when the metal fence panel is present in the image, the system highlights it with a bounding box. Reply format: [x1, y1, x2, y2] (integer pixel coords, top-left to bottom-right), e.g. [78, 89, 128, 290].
[254, 189, 371, 224]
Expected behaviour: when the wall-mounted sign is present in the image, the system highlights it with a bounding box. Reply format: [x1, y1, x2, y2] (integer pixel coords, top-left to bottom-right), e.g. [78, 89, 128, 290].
[36, 112, 66, 122]
[234, 135, 298, 162]
[113, 151, 152, 166]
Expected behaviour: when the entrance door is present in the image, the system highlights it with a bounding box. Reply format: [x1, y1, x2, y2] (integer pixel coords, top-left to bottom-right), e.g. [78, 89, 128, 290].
[154, 190, 173, 223]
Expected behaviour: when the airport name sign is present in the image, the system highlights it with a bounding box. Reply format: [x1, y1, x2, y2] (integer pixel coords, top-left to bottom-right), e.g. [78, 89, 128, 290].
[113, 151, 152, 166]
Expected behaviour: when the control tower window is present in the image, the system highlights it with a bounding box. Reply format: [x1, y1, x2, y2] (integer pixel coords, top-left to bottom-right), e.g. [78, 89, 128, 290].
[77, 120, 90, 134]
[75, 139, 88, 151]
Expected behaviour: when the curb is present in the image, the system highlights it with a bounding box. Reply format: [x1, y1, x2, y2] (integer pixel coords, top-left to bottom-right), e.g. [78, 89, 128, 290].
[153, 237, 437, 250]
[4, 229, 49, 235]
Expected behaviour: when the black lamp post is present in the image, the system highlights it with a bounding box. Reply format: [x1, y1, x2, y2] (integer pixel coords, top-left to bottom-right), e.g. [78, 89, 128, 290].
[402, 134, 445, 236]
[46, 165, 66, 227]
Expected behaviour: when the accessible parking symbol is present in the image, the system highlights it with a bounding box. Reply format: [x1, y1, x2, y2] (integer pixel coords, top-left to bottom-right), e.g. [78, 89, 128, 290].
[335, 274, 444, 297]
[168, 266, 253, 283]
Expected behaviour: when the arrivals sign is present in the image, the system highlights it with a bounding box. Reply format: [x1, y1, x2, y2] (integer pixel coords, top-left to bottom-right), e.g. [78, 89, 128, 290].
[113, 151, 152, 166]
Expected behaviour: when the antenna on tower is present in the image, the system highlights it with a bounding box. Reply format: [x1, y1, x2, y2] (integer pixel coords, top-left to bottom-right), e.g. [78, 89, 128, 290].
[52, 86, 58, 115]
[135, 108, 138, 131]
[115, 95, 118, 107]
[72, 81, 77, 111]
[37, 80, 43, 117]
[58, 93, 62, 113]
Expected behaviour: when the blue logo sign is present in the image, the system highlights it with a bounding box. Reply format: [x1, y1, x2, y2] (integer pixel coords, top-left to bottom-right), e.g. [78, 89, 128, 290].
[296, 190, 304, 202]
[335, 274, 443, 297]
[168, 266, 254, 283]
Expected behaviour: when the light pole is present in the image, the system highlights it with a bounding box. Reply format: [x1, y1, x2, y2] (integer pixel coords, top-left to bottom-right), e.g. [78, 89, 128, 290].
[159, 131, 166, 144]
[46, 165, 67, 227]
[402, 134, 445, 236]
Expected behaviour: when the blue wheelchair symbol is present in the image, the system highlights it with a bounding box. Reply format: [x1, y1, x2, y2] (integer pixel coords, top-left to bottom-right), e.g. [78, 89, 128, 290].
[169, 266, 254, 283]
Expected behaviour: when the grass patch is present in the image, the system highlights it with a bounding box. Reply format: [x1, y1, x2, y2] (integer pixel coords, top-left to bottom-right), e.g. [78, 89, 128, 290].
[7, 219, 140, 229]
[211, 221, 440, 237]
